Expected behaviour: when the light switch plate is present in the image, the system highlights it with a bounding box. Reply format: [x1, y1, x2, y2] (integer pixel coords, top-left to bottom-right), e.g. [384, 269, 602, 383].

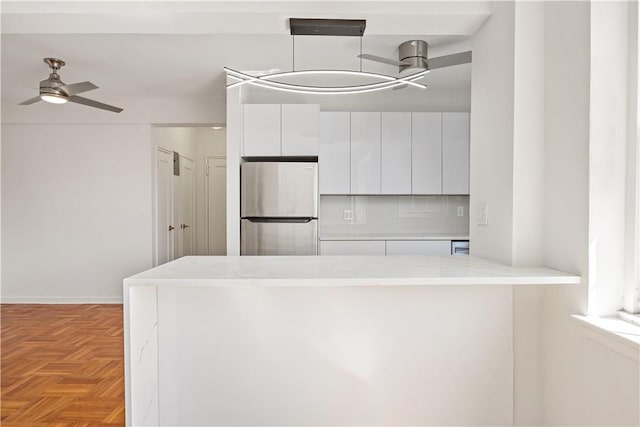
[457, 206, 464, 217]
[478, 203, 489, 226]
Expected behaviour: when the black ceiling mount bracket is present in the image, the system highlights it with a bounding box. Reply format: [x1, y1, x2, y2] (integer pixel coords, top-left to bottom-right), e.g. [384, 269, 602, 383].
[289, 18, 366, 36]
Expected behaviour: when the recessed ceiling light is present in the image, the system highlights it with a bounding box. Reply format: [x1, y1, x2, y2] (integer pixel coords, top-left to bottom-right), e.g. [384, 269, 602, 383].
[211, 126, 222, 130]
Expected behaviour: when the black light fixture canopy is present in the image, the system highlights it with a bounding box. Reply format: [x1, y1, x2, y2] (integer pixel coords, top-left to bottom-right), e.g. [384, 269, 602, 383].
[289, 18, 366, 36]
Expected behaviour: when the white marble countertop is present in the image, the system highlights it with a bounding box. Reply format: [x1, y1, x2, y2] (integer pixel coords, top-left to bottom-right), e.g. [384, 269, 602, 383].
[124, 256, 581, 287]
[319, 234, 469, 241]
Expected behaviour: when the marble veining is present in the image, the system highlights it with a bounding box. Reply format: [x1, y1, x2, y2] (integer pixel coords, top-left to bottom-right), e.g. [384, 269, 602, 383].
[124, 256, 581, 287]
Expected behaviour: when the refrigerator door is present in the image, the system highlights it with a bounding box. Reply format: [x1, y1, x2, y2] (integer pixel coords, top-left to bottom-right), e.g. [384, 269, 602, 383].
[241, 219, 318, 255]
[241, 162, 318, 218]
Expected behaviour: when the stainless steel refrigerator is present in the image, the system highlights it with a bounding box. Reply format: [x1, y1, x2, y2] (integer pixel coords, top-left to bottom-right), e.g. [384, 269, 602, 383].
[241, 162, 318, 255]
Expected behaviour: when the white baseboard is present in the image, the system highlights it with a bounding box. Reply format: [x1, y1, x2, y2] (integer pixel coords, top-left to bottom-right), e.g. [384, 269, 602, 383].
[0, 296, 123, 304]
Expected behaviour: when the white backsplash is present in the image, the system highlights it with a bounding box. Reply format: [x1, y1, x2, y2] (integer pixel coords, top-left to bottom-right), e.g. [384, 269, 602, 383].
[320, 195, 470, 237]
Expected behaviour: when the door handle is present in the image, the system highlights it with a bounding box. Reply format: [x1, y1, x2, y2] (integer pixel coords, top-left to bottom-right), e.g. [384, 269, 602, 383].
[168, 225, 175, 231]
[181, 224, 190, 229]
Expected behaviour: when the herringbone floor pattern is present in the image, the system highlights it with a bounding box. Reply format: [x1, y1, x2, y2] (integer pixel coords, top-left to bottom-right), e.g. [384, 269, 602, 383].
[1, 304, 125, 426]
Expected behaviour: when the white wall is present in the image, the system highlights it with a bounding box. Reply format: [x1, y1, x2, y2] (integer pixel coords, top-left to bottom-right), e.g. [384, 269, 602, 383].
[470, 4, 547, 424]
[226, 86, 242, 255]
[1, 124, 153, 302]
[243, 87, 471, 113]
[469, 1, 515, 264]
[588, 0, 630, 317]
[543, 2, 639, 426]
[194, 128, 226, 256]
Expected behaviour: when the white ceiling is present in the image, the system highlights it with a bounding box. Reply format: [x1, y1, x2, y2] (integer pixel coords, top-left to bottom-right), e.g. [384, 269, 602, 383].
[1, 1, 490, 124]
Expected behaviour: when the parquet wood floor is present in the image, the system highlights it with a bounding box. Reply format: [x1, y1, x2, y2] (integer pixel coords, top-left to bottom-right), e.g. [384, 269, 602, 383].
[1, 304, 125, 426]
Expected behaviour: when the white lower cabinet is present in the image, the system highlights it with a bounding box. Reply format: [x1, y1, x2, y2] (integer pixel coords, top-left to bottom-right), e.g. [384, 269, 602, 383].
[320, 240, 386, 255]
[385, 240, 452, 256]
[320, 239, 452, 256]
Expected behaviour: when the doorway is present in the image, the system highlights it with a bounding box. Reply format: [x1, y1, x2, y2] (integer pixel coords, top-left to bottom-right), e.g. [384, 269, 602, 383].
[152, 127, 227, 266]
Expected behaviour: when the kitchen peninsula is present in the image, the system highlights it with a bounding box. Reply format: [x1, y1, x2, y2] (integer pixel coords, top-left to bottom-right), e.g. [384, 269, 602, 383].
[124, 255, 579, 426]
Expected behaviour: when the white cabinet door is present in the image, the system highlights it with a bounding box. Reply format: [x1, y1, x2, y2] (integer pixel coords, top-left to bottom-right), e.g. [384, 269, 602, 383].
[381, 112, 412, 194]
[385, 240, 451, 256]
[319, 112, 350, 194]
[351, 112, 381, 194]
[320, 240, 386, 255]
[281, 104, 319, 156]
[243, 104, 281, 157]
[442, 112, 470, 195]
[412, 112, 443, 194]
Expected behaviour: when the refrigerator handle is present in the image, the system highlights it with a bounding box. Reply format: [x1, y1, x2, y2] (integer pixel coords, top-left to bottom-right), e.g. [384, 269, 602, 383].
[244, 217, 314, 223]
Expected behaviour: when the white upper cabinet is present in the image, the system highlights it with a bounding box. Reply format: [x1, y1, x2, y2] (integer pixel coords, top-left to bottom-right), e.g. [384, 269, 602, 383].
[351, 112, 381, 194]
[412, 112, 443, 194]
[243, 104, 281, 157]
[281, 104, 319, 156]
[319, 112, 350, 194]
[381, 113, 412, 194]
[442, 112, 470, 195]
[242, 104, 319, 157]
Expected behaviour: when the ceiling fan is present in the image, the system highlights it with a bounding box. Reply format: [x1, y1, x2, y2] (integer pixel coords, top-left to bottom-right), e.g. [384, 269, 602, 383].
[359, 40, 472, 73]
[19, 58, 123, 113]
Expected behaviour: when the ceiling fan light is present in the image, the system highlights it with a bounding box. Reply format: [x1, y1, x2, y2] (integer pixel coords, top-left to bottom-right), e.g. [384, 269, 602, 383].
[40, 93, 68, 104]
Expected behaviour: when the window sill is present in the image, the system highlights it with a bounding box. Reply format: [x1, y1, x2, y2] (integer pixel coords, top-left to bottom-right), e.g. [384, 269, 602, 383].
[572, 315, 640, 361]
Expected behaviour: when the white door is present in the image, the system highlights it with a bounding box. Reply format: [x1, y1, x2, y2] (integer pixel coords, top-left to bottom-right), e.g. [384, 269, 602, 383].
[155, 148, 174, 265]
[178, 157, 195, 257]
[206, 157, 227, 255]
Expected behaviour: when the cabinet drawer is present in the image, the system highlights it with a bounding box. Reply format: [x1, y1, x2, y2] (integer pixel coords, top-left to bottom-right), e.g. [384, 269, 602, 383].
[320, 240, 386, 255]
[385, 240, 451, 256]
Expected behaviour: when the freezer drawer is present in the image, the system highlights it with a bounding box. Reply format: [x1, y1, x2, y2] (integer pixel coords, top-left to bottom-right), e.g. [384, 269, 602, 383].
[241, 219, 318, 256]
[241, 162, 318, 218]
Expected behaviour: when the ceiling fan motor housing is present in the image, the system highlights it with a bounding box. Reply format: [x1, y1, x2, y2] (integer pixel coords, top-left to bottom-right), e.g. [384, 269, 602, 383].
[40, 58, 69, 98]
[399, 40, 428, 72]
[40, 74, 68, 97]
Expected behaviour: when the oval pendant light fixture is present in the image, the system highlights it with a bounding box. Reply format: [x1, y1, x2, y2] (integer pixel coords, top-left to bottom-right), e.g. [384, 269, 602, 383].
[224, 18, 429, 95]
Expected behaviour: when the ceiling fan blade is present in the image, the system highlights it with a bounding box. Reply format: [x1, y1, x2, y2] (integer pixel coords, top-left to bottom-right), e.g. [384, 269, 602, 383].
[426, 51, 472, 70]
[19, 96, 42, 105]
[68, 95, 123, 113]
[60, 81, 99, 96]
[358, 54, 410, 67]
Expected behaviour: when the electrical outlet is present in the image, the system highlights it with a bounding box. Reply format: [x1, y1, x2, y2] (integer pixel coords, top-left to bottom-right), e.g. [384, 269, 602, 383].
[343, 209, 354, 221]
[457, 206, 464, 217]
[478, 203, 489, 226]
